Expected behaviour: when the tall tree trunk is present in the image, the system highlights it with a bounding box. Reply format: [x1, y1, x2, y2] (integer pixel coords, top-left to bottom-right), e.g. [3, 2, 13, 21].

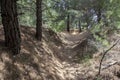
[36, 0, 42, 41]
[97, 8, 101, 23]
[67, 14, 70, 32]
[0, 0, 21, 55]
[78, 19, 82, 32]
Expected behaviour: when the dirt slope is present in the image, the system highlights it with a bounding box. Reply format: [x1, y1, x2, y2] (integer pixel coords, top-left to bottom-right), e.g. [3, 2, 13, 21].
[0, 25, 65, 80]
[0, 25, 120, 80]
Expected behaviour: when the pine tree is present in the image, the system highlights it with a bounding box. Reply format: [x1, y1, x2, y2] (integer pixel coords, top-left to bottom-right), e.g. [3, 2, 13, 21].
[67, 14, 70, 32]
[0, 0, 21, 55]
[36, 0, 42, 41]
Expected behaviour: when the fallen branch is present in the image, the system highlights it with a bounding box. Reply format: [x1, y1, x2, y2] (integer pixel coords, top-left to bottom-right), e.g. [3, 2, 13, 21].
[97, 39, 120, 76]
[102, 61, 117, 70]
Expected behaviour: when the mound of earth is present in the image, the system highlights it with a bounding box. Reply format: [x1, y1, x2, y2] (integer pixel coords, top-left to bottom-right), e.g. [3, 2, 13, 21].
[0, 25, 65, 80]
[0, 25, 120, 80]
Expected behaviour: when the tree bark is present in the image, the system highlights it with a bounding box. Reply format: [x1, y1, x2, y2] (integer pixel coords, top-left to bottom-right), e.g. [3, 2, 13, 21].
[67, 14, 70, 32]
[0, 0, 21, 55]
[36, 0, 42, 41]
[78, 19, 82, 32]
[97, 8, 101, 23]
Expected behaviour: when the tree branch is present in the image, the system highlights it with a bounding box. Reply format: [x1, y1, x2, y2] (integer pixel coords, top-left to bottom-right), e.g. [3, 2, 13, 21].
[97, 39, 120, 76]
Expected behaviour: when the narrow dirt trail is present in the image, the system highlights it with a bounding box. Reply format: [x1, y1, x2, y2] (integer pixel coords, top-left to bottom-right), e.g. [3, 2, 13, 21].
[0, 25, 120, 80]
[58, 31, 120, 80]
[59, 30, 91, 45]
[56, 30, 96, 80]
[58, 30, 93, 60]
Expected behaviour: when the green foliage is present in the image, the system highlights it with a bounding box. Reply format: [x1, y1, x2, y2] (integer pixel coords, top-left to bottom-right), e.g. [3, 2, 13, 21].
[48, 20, 66, 32]
[91, 23, 110, 46]
[95, 77, 102, 80]
[17, 0, 36, 27]
[16, 0, 120, 34]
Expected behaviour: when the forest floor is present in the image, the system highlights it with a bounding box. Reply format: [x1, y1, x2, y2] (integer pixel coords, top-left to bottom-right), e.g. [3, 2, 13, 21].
[0, 25, 120, 80]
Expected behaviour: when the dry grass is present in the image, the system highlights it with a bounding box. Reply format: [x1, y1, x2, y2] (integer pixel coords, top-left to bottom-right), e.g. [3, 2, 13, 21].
[0, 25, 120, 80]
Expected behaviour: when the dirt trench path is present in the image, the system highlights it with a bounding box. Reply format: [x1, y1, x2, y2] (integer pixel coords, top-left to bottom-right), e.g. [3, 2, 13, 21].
[55, 31, 95, 80]
[59, 31, 92, 59]
[57, 31, 120, 80]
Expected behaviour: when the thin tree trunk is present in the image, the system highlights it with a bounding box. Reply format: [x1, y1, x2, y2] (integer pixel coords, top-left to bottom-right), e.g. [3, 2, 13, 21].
[36, 0, 42, 41]
[0, 0, 21, 55]
[78, 19, 82, 32]
[67, 14, 70, 32]
[97, 8, 101, 23]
